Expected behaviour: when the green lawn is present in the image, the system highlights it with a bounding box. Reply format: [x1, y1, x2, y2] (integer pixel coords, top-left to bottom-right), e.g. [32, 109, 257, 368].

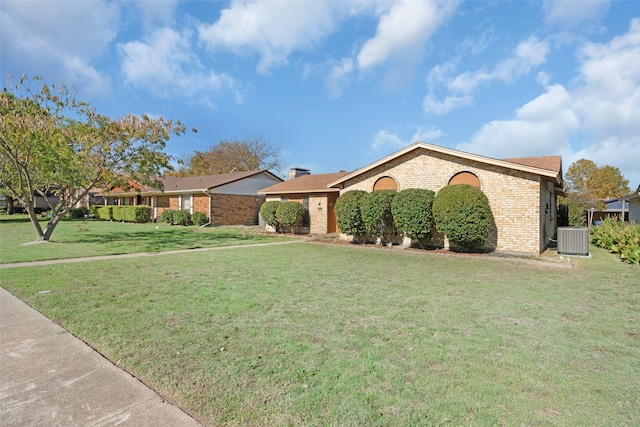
[0, 217, 293, 264]
[1, 237, 638, 426]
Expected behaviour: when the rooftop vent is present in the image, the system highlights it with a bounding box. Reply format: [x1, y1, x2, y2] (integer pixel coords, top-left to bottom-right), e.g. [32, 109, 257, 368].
[557, 227, 589, 256]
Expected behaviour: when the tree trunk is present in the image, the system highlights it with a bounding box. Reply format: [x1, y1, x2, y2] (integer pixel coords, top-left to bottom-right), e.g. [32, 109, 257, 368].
[26, 200, 46, 242]
[42, 214, 62, 241]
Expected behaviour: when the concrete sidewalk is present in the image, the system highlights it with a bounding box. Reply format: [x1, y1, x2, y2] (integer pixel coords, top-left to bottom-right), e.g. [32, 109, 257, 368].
[0, 287, 203, 426]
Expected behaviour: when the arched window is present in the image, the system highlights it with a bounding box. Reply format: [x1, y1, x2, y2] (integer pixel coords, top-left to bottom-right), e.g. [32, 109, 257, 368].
[373, 176, 398, 191]
[448, 171, 481, 188]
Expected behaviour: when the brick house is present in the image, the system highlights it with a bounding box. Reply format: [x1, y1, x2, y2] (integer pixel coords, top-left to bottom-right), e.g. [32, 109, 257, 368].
[102, 170, 282, 225]
[261, 142, 564, 256]
[258, 168, 351, 234]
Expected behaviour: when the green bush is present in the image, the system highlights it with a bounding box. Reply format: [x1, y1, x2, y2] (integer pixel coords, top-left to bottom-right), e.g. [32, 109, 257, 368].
[392, 188, 435, 241]
[433, 184, 493, 251]
[69, 206, 89, 218]
[360, 190, 397, 244]
[95, 206, 112, 221]
[334, 190, 367, 237]
[172, 209, 192, 226]
[160, 209, 176, 224]
[276, 202, 305, 232]
[591, 217, 640, 264]
[191, 211, 209, 226]
[90, 205, 100, 217]
[260, 201, 282, 232]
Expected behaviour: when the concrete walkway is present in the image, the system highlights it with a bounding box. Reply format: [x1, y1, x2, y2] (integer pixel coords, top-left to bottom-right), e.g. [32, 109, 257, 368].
[0, 286, 203, 426]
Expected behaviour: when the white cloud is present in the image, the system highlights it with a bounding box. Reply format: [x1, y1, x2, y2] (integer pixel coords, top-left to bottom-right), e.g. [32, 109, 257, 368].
[324, 58, 354, 99]
[458, 84, 579, 158]
[118, 28, 239, 106]
[0, 0, 120, 94]
[457, 18, 640, 186]
[357, 0, 458, 70]
[198, 0, 342, 74]
[372, 126, 443, 153]
[423, 94, 473, 115]
[424, 36, 550, 115]
[543, 0, 610, 28]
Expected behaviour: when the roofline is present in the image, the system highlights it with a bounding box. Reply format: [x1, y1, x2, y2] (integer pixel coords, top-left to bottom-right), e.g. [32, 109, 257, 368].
[257, 188, 342, 195]
[206, 170, 283, 190]
[327, 142, 562, 187]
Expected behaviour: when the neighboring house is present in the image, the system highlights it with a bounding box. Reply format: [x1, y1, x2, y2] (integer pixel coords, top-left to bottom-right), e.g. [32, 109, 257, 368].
[258, 168, 351, 234]
[266, 142, 562, 256]
[102, 170, 282, 225]
[591, 197, 630, 224]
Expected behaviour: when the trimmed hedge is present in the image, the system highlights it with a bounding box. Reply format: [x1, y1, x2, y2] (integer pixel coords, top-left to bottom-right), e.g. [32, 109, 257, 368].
[360, 190, 397, 243]
[191, 211, 209, 226]
[94, 205, 152, 223]
[260, 201, 282, 232]
[172, 209, 192, 226]
[433, 184, 493, 250]
[69, 206, 89, 218]
[392, 188, 435, 241]
[276, 202, 305, 231]
[334, 190, 367, 237]
[160, 209, 176, 224]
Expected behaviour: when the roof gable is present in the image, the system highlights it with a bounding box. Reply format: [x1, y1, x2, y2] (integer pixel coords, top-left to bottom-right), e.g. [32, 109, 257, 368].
[328, 142, 563, 188]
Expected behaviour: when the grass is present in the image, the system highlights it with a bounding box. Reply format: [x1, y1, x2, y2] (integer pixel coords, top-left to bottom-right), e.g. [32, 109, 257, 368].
[1, 237, 638, 426]
[0, 216, 293, 264]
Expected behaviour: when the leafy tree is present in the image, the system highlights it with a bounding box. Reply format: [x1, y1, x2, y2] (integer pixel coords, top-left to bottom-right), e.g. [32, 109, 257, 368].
[0, 75, 186, 242]
[433, 184, 493, 251]
[171, 137, 281, 176]
[561, 159, 630, 227]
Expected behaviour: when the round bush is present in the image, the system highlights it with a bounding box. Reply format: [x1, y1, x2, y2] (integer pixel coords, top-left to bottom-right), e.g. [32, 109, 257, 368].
[334, 190, 367, 237]
[391, 188, 435, 240]
[160, 209, 175, 224]
[276, 201, 305, 231]
[432, 184, 493, 250]
[360, 190, 396, 242]
[191, 211, 209, 226]
[260, 201, 282, 231]
[172, 209, 192, 226]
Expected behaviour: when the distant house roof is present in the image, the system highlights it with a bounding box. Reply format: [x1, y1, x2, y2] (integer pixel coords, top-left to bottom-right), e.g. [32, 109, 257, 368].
[327, 142, 563, 188]
[258, 171, 351, 195]
[103, 170, 282, 195]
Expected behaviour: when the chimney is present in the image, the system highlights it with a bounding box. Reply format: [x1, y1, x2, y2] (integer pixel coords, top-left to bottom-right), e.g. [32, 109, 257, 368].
[288, 167, 310, 180]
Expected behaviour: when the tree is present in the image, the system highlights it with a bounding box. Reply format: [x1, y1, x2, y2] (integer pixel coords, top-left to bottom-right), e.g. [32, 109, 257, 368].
[561, 159, 630, 226]
[170, 137, 281, 176]
[0, 75, 185, 242]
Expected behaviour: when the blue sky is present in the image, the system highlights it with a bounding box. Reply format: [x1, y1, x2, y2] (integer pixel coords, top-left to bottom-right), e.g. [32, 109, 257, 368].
[2, 0, 639, 189]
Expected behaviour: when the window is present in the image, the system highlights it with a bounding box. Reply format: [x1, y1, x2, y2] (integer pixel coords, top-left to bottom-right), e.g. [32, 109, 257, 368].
[373, 176, 398, 191]
[448, 172, 481, 188]
[156, 196, 170, 208]
[181, 195, 191, 212]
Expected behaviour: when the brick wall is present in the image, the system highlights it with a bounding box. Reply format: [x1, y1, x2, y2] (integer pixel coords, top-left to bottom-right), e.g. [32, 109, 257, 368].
[210, 194, 265, 225]
[341, 148, 548, 255]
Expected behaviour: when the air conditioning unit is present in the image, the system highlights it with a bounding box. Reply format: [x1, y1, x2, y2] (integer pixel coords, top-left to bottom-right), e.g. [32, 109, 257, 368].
[557, 227, 589, 256]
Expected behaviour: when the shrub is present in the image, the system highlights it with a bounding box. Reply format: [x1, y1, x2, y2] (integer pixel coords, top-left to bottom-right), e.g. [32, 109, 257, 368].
[334, 190, 367, 237]
[433, 184, 493, 251]
[392, 188, 435, 241]
[69, 206, 89, 218]
[132, 206, 152, 223]
[95, 206, 112, 221]
[160, 209, 176, 224]
[260, 201, 282, 232]
[172, 209, 192, 226]
[276, 201, 305, 232]
[591, 217, 640, 264]
[191, 211, 209, 226]
[360, 190, 397, 244]
[90, 205, 100, 217]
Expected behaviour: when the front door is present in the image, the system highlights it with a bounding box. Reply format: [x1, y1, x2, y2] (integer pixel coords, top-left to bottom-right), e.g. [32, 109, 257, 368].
[327, 192, 339, 233]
